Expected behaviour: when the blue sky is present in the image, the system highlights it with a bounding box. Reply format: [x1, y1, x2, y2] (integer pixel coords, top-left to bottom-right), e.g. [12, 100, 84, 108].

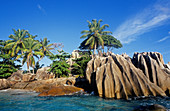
[0, 0, 170, 69]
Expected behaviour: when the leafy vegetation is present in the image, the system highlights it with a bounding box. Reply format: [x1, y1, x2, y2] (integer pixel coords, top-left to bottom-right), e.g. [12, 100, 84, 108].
[79, 19, 112, 54]
[0, 19, 122, 79]
[49, 50, 71, 78]
[102, 35, 122, 52]
[0, 40, 21, 78]
[79, 19, 122, 54]
[4, 29, 29, 57]
[16, 37, 43, 74]
[71, 54, 91, 77]
[0, 29, 54, 76]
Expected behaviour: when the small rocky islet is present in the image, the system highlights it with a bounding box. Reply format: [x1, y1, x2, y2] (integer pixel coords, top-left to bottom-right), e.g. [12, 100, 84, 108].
[0, 52, 169, 111]
[0, 51, 169, 100]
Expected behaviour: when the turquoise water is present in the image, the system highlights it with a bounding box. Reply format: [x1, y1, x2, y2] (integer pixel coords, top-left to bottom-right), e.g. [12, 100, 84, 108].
[0, 89, 169, 111]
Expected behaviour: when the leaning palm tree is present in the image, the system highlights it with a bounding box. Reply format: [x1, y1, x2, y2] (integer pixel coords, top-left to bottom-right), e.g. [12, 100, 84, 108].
[39, 37, 54, 61]
[17, 37, 43, 74]
[4, 29, 28, 57]
[80, 19, 112, 55]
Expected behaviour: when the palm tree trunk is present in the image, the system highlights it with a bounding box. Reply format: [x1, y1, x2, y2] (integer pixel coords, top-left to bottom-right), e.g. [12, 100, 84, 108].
[94, 43, 96, 55]
[32, 66, 35, 74]
[27, 62, 30, 73]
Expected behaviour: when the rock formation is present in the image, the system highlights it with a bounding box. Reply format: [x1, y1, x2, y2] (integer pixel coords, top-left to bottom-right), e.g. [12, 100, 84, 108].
[38, 86, 84, 96]
[132, 52, 170, 95]
[35, 67, 55, 80]
[11, 77, 76, 92]
[7, 70, 23, 82]
[86, 52, 169, 99]
[0, 79, 11, 90]
[7, 71, 36, 83]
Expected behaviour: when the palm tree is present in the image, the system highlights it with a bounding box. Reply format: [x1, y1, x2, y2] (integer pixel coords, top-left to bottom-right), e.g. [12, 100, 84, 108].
[4, 29, 28, 57]
[17, 37, 43, 74]
[80, 19, 112, 55]
[39, 37, 54, 61]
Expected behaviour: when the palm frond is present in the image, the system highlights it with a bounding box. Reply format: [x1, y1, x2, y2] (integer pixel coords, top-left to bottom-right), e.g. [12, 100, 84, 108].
[97, 19, 102, 29]
[81, 30, 90, 34]
[80, 34, 90, 39]
[87, 20, 92, 28]
[101, 31, 112, 35]
[85, 36, 94, 45]
[99, 24, 109, 32]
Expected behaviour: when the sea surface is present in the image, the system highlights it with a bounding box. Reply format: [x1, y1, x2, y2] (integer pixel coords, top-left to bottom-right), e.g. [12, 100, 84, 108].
[0, 89, 169, 111]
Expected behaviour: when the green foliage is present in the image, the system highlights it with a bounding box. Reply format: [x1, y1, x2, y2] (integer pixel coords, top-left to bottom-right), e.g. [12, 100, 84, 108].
[49, 50, 70, 78]
[79, 19, 112, 55]
[4, 29, 54, 73]
[49, 61, 70, 78]
[71, 54, 91, 77]
[16, 37, 43, 73]
[0, 40, 21, 78]
[49, 50, 70, 61]
[102, 35, 122, 51]
[4, 29, 29, 57]
[39, 37, 54, 59]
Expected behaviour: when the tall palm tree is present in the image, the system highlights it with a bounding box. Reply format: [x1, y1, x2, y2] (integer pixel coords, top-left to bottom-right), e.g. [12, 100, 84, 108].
[39, 37, 54, 61]
[17, 37, 43, 74]
[4, 29, 28, 57]
[80, 19, 112, 55]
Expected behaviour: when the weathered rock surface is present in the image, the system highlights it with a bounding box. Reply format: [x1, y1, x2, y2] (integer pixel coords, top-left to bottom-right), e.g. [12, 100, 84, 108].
[0, 79, 11, 90]
[38, 86, 84, 96]
[35, 67, 55, 80]
[132, 52, 170, 95]
[7, 70, 23, 82]
[22, 73, 36, 82]
[86, 52, 168, 99]
[7, 71, 36, 83]
[71, 50, 80, 59]
[11, 77, 76, 93]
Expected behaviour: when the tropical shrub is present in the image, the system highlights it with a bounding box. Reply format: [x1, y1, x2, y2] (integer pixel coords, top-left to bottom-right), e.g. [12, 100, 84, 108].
[71, 54, 91, 77]
[0, 40, 21, 78]
[49, 50, 70, 78]
[49, 61, 70, 77]
[0, 54, 21, 78]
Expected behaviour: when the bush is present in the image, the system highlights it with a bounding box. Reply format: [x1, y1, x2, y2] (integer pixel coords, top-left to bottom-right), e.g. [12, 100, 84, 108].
[49, 61, 70, 78]
[71, 55, 91, 77]
[0, 54, 21, 78]
[48, 50, 70, 78]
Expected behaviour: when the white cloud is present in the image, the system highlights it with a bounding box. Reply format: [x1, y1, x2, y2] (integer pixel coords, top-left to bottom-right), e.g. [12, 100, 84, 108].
[168, 31, 170, 34]
[37, 4, 42, 10]
[113, 0, 170, 44]
[37, 4, 46, 15]
[157, 36, 170, 42]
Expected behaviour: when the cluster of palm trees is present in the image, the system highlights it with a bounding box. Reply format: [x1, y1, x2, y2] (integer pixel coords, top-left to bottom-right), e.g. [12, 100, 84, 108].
[4, 29, 54, 74]
[80, 19, 122, 55]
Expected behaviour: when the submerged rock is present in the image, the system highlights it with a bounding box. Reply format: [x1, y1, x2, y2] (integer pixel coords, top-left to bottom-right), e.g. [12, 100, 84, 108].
[38, 86, 84, 96]
[86, 52, 168, 99]
[133, 104, 167, 111]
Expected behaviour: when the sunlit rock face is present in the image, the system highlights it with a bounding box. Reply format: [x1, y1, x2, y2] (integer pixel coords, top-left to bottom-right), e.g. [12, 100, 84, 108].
[0, 79, 11, 90]
[132, 52, 170, 95]
[86, 52, 169, 99]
